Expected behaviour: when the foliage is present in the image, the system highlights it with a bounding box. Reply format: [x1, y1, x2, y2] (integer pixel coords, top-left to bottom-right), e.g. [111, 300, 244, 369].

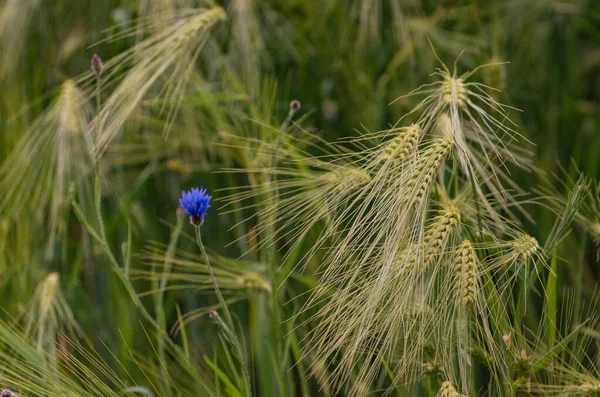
[0, 0, 600, 396]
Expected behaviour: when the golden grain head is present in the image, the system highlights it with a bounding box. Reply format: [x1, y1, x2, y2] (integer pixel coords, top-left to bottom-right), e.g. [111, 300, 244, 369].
[95, 6, 226, 151]
[322, 166, 372, 188]
[441, 75, 467, 107]
[512, 234, 539, 261]
[236, 272, 272, 294]
[423, 204, 461, 264]
[407, 138, 454, 207]
[397, 61, 533, 225]
[58, 80, 84, 134]
[576, 383, 600, 396]
[438, 380, 464, 397]
[455, 240, 477, 307]
[381, 124, 421, 163]
[0, 78, 92, 258]
[39, 272, 60, 317]
[435, 113, 453, 139]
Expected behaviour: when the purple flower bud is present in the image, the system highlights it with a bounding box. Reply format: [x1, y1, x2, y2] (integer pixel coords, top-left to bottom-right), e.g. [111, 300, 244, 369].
[2, 389, 13, 397]
[209, 310, 219, 321]
[289, 100, 301, 114]
[91, 54, 103, 75]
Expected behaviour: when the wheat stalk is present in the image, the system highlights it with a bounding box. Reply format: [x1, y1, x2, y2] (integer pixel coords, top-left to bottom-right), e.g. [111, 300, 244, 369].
[93, 7, 226, 151]
[0, 80, 93, 257]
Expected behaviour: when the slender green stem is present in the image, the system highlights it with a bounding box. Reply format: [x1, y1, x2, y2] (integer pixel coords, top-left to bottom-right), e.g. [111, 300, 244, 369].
[212, 310, 252, 397]
[573, 235, 587, 330]
[156, 216, 185, 325]
[71, 192, 149, 323]
[195, 226, 234, 328]
[195, 227, 252, 396]
[278, 107, 296, 134]
[154, 214, 184, 394]
[546, 250, 558, 350]
[95, 73, 101, 114]
[93, 72, 106, 244]
[250, 105, 298, 396]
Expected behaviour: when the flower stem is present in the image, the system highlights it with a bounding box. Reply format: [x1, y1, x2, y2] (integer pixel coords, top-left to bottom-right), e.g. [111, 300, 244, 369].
[93, 71, 106, 244]
[195, 226, 234, 328]
[195, 227, 252, 396]
[155, 213, 184, 394]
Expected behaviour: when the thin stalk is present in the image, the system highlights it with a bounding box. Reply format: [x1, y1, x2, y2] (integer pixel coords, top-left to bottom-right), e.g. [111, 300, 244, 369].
[195, 226, 234, 328]
[95, 73, 101, 113]
[546, 250, 558, 355]
[93, 71, 107, 244]
[264, 107, 297, 320]
[154, 214, 185, 393]
[572, 235, 588, 330]
[156, 216, 185, 318]
[253, 104, 299, 396]
[71, 190, 155, 325]
[195, 227, 251, 397]
[211, 313, 252, 397]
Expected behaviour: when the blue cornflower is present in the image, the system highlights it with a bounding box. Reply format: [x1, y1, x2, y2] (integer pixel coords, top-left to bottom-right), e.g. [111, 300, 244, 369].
[179, 187, 212, 226]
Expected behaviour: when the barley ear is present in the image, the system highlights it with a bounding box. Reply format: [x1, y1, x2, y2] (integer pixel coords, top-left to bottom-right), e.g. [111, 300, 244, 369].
[438, 380, 466, 397]
[455, 240, 477, 307]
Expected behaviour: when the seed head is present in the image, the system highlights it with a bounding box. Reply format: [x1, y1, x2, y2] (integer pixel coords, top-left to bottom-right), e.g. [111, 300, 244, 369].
[406, 138, 454, 207]
[438, 381, 464, 397]
[442, 75, 467, 107]
[435, 113, 453, 139]
[455, 240, 477, 307]
[91, 53, 103, 75]
[39, 273, 59, 320]
[209, 310, 220, 321]
[179, 187, 212, 227]
[57, 81, 83, 135]
[322, 166, 371, 189]
[512, 234, 539, 261]
[174, 7, 226, 45]
[576, 383, 600, 395]
[237, 273, 272, 293]
[394, 243, 419, 272]
[423, 204, 461, 264]
[381, 124, 420, 163]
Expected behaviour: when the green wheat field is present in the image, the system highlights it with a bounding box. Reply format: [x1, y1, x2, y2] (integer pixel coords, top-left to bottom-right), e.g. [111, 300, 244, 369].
[1, 0, 600, 396]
